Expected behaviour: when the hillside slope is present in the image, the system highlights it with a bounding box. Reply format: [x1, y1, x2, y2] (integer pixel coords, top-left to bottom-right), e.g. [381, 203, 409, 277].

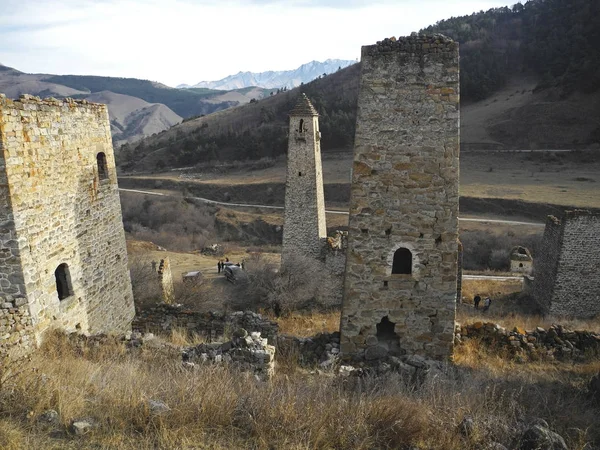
[125, 0, 600, 170]
[0, 65, 272, 146]
[85, 91, 183, 146]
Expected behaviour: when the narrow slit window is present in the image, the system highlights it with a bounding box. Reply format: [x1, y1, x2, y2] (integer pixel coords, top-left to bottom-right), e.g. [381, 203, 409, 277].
[392, 248, 412, 275]
[298, 119, 304, 133]
[55, 263, 73, 300]
[97, 152, 108, 180]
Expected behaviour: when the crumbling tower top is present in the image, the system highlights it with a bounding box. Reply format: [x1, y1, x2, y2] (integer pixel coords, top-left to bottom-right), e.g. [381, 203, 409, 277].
[289, 93, 318, 117]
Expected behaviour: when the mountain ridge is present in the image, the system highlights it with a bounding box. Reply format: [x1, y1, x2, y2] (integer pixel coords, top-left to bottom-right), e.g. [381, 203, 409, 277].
[181, 59, 356, 91]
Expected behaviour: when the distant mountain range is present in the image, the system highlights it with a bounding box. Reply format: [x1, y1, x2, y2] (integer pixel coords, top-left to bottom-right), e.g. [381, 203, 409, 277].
[0, 64, 271, 146]
[179, 59, 356, 91]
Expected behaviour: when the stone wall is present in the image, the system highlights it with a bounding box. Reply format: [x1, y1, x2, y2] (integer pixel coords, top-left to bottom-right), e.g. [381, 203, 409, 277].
[340, 35, 460, 361]
[456, 321, 600, 360]
[132, 305, 279, 343]
[281, 94, 327, 262]
[534, 210, 600, 318]
[0, 94, 134, 355]
[158, 258, 174, 304]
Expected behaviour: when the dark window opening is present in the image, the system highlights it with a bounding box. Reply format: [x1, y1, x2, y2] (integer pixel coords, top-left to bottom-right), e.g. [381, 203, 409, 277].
[298, 171, 302, 177]
[392, 248, 412, 275]
[55, 263, 72, 300]
[361, 228, 369, 234]
[519, 263, 524, 268]
[97, 152, 108, 180]
[517, 247, 528, 255]
[385, 227, 392, 236]
[298, 119, 304, 133]
[383, 280, 388, 289]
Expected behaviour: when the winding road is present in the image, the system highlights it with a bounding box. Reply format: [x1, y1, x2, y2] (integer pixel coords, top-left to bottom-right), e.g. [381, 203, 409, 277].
[119, 188, 545, 227]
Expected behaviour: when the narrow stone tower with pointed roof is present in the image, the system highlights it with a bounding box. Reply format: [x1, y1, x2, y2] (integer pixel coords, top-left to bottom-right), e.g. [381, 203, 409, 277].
[282, 94, 327, 263]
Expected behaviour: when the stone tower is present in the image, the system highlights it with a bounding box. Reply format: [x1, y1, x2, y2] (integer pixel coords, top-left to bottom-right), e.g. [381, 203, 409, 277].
[340, 35, 460, 361]
[282, 94, 327, 262]
[0, 94, 135, 358]
[533, 210, 600, 318]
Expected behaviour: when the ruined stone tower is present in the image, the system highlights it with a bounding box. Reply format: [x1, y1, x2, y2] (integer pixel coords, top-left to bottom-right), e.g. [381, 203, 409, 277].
[533, 210, 600, 318]
[282, 94, 327, 262]
[340, 35, 460, 361]
[0, 94, 135, 357]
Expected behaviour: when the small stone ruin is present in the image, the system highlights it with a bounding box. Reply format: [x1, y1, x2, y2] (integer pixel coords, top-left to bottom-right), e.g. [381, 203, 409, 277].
[510, 246, 533, 274]
[182, 328, 275, 380]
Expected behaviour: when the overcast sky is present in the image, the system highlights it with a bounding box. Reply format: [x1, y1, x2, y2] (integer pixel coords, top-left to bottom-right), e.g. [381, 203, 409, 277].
[0, 0, 510, 87]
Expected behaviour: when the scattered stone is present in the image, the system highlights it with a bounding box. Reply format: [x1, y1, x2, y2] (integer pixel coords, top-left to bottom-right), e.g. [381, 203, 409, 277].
[458, 416, 475, 437]
[70, 419, 95, 436]
[519, 425, 568, 450]
[148, 399, 170, 415]
[364, 345, 388, 360]
[38, 409, 59, 425]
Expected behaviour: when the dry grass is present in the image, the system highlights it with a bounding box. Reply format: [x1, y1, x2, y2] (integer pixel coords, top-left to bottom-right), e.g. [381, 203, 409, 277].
[0, 330, 598, 449]
[461, 278, 524, 303]
[0, 323, 598, 450]
[273, 310, 341, 337]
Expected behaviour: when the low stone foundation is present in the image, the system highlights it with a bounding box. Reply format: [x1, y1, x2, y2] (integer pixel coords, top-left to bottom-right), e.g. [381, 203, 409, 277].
[183, 329, 275, 380]
[456, 322, 600, 360]
[0, 295, 36, 359]
[132, 305, 279, 343]
[276, 332, 341, 368]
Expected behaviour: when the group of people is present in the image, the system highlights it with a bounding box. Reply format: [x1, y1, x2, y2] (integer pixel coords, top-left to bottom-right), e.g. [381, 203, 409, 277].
[216, 258, 244, 273]
[473, 294, 492, 312]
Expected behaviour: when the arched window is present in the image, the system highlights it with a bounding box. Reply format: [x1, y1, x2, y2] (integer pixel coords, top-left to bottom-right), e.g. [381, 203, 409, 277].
[55, 263, 73, 300]
[97, 152, 108, 180]
[298, 119, 304, 133]
[392, 248, 412, 275]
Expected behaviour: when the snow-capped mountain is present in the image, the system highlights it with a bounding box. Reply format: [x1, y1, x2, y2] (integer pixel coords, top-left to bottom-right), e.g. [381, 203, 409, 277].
[179, 59, 356, 91]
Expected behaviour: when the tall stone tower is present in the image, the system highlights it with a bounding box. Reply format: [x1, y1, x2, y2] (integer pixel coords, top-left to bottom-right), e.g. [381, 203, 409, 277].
[282, 94, 327, 262]
[0, 94, 135, 358]
[533, 210, 600, 318]
[340, 35, 460, 361]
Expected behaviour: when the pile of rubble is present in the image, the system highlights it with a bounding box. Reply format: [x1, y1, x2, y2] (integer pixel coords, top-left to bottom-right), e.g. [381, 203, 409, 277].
[182, 328, 275, 380]
[456, 321, 600, 360]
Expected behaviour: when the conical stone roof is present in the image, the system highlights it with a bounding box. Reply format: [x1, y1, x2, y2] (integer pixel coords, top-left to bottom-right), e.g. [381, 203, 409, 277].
[289, 93, 318, 116]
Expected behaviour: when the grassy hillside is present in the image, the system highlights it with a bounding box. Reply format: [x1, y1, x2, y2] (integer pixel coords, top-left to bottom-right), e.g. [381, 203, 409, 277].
[123, 0, 600, 170]
[119, 64, 360, 170]
[45, 74, 241, 118]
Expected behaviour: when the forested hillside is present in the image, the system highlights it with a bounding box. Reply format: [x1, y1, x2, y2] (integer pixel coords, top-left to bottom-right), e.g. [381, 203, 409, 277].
[423, 0, 600, 100]
[124, 0, 600, 170]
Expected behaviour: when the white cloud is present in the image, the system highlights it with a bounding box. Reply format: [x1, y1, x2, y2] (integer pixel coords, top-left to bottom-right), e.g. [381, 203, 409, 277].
[0, 0, 510, 86]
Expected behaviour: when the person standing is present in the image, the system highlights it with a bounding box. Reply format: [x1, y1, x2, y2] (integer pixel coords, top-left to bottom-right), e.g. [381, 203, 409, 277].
[474, 294, 481, 309]
[483, 296, 491, 312]
[217, 260, 221, 274]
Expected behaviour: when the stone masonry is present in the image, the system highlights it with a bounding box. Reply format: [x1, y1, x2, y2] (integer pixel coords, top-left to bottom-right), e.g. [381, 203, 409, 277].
[340, 35, 460, 361]
[281, 94, 327, 262]
[158, 258, 174, 304]
[0, 94, 134, 357]
[533, 210, 600, 318]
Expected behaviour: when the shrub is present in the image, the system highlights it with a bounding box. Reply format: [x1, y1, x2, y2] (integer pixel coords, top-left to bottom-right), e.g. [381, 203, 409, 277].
[120, 193, 215, 252]
[228, 253, 338, 316]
